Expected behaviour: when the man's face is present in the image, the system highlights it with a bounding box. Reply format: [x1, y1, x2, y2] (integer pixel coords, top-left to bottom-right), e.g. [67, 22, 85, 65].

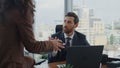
[63, 16, 78, 34]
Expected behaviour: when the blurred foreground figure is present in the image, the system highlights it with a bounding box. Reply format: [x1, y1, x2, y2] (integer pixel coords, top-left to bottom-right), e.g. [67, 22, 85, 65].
[0, 0, 64, 68]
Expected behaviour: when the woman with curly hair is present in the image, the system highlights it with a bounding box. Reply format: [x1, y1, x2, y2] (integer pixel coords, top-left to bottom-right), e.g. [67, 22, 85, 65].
[0, 0, 64, 68]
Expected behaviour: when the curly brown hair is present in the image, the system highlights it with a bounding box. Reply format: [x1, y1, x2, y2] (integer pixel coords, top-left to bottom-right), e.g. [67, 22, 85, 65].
[0, 0, 35, 22]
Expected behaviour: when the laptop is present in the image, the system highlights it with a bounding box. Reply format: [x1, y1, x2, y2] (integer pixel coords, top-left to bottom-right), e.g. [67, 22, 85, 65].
[66, 46, 104, 68]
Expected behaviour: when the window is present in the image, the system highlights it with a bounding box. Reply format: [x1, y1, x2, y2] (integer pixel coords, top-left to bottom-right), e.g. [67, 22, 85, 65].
[73, 0, 120, 58]
[33, 0, 120, 60]
[33, 0, 64, 60]
[34, 0, 64, 41]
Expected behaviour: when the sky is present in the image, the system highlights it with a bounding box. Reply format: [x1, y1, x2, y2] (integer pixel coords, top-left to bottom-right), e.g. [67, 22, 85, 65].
[82, 0, 120, 24]
[34, 0, 64, 25]
[34, 0, 120, 25]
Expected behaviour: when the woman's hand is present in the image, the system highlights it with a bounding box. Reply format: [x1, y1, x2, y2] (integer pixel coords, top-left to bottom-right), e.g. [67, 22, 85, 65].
[49, 37, 64, 52]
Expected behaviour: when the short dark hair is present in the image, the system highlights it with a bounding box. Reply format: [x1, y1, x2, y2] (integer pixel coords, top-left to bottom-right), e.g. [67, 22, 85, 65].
[65, 12, 79, 24]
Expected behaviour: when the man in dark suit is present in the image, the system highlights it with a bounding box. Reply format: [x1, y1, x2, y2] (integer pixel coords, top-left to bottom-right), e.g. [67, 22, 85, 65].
[48, 12, 90, 63]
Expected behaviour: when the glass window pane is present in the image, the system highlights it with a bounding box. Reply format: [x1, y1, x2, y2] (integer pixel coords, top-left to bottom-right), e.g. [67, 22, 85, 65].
[73, 0, 120, 58]
[33, 0, 64, 60]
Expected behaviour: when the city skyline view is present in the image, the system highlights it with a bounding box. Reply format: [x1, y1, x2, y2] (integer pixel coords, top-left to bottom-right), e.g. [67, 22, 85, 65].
[31, 0, 120, 62]
[35, 0, 120, 25]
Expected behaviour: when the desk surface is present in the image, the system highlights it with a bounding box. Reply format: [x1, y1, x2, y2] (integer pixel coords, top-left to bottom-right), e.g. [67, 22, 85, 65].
[49, 61, 107, 68]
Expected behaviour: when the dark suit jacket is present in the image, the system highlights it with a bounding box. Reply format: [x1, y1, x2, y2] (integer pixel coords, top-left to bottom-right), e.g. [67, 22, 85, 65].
[48, 31, 90, 63]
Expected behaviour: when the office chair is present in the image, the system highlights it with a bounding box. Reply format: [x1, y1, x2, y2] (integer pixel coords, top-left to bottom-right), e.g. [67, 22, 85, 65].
[55, 25, 63, 33]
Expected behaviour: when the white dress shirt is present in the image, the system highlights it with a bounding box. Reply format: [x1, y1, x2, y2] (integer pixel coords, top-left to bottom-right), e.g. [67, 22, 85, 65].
[64, 32, 75, 47]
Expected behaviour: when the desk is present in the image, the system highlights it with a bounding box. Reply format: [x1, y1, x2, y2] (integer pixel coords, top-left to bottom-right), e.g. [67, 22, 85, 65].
[49, 61, 107, 68]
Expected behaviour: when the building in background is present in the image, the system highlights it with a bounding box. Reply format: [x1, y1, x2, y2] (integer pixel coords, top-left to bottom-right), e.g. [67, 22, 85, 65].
[34, 24, 55, 41]
[110, 19, 120, 45]
[73, 4, 107, 46]
[26, 0, 120, 60]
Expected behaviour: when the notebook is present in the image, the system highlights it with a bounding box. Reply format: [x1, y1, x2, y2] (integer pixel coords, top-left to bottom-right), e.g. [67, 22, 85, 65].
[66, 46, 104, 68]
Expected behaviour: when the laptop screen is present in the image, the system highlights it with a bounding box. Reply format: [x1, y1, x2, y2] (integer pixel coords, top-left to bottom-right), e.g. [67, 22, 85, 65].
[66, 46, 104, 68]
